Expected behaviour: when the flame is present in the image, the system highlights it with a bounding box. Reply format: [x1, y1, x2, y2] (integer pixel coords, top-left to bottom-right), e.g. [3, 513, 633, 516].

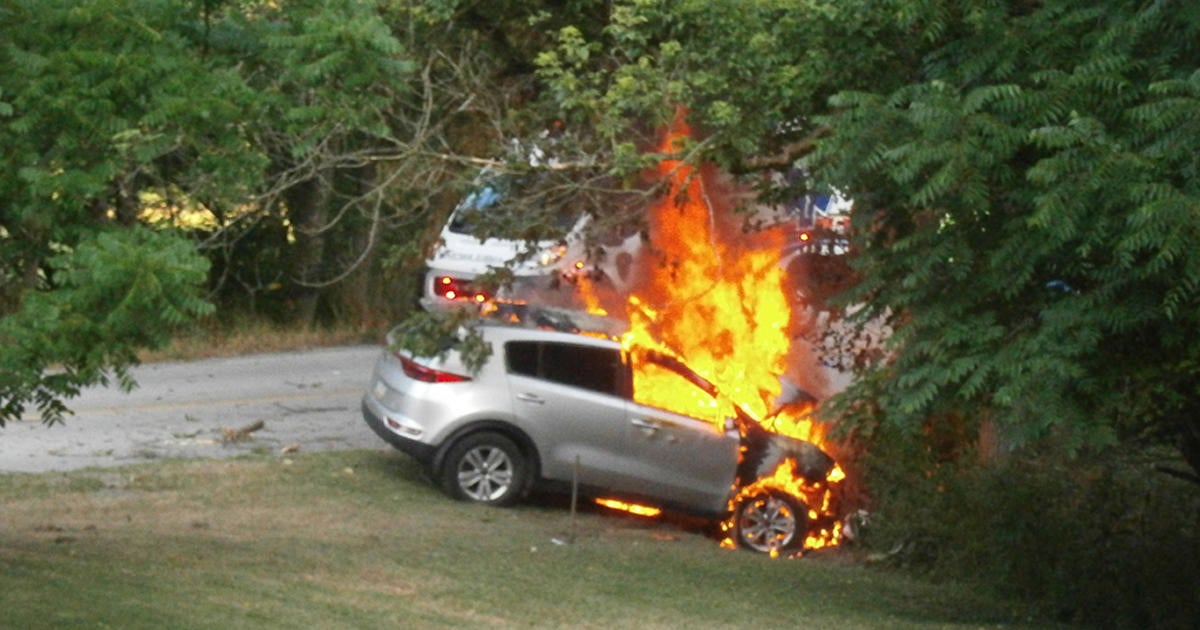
[716, 459, 845, 555]
[619, 114, 791, 424]
[601, 109, 845, 554]
[595, 498, 663, 518]
[575, 273, 609, 317]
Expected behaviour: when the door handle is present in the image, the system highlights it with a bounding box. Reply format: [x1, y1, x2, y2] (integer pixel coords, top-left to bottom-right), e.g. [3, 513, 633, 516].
[516, 393, 545, 405]
[631, 418, 659, 432]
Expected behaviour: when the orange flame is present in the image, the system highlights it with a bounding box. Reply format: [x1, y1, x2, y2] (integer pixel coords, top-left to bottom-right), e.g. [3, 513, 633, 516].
[595, 498, 663, 518]
[620, 114, 792, 424]
[599, 109, 845, 553]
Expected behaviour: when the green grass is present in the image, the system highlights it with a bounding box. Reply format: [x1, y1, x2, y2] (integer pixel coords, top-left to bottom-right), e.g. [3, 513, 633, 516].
[1, 450, 1058, 629]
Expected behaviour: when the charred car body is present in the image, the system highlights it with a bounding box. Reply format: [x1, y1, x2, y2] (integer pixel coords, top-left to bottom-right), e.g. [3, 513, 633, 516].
[361, 308, 843, 553]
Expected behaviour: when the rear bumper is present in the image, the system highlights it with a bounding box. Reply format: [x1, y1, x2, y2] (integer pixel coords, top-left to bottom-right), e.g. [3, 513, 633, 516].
[361, 398, 436, 467]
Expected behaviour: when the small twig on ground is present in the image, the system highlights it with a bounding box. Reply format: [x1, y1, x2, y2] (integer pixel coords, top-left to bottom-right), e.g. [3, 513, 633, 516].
[221, 420, 265, 443]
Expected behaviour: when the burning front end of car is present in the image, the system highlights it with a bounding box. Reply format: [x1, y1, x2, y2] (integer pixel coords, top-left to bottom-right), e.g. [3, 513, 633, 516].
[618, 343, 847, 556]
[586, 110, 854, 557]
[724, 415, 845, 556]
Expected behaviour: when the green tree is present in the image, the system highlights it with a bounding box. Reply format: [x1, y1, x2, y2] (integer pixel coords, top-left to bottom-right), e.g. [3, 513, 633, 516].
[1, 0, 246, 425]
[0, 0, 418, 422]
[0, 228, 213, 424]
[218, 0, 414, 323]
[526, 6, 1200, 619]
[179, 0, 606, 325]
[0, 0, 613, 423]
[812, 1, 1200, 478]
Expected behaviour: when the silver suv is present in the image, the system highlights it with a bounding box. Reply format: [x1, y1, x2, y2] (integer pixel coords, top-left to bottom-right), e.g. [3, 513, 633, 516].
[362, 313, 841, 553]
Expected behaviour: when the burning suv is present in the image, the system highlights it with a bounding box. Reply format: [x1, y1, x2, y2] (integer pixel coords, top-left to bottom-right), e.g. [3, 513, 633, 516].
[362, 309, 844, 554]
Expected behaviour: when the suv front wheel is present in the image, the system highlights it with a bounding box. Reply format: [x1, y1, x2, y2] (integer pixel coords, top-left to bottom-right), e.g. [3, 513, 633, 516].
[734, 490, 807, 553]
[441, 432, 528, 506]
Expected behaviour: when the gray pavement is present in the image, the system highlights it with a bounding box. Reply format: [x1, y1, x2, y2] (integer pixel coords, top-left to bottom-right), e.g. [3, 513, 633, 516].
[0, 345, 387, 473]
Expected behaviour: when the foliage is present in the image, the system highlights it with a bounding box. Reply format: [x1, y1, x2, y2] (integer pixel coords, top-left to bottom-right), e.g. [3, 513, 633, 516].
[387, 307, 493, 373]
[0, 0, 263, 274]
[807, 1, 1200, 467]
[527, 5, 1200, 623]
[0, 0, 256, 422]
[0, 0, 421, 420]
[533, 0, 917, 198]
[858, 433, 1200, 628]
[0, 227, 213, 425]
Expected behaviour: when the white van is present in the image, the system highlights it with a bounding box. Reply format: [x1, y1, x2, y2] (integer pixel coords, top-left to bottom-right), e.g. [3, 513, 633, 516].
[420, 172, 592, 310]
[421, 168, 847, 311]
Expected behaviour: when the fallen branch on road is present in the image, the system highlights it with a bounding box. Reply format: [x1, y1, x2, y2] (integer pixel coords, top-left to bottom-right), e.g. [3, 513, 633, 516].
[221, 420, 265, 443]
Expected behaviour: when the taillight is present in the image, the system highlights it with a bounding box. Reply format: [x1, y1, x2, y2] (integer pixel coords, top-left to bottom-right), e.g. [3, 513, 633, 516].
[396, 354, 470, 383]
[433, 275, 488, 303]
[538, 244, 567, 267]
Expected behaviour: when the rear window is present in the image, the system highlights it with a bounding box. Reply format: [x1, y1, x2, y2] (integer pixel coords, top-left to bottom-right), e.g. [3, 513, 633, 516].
[506, 341, 625, 397]
[448, 172, 581, 239]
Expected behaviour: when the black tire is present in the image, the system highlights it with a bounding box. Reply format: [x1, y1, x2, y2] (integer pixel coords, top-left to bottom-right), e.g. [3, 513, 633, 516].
[733, 490, 808, 554]
[440, 432, 528, 506]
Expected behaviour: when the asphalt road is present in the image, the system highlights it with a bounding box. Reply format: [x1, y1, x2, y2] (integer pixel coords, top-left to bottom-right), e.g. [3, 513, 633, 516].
[0, 345, 386, 474]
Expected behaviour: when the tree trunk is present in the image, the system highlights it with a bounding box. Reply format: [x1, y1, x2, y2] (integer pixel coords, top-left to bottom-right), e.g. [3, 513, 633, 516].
[284, 171, 332, 327]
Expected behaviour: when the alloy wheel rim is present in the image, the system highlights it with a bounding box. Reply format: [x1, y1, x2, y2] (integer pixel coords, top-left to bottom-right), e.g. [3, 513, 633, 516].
[739, 495, 798, 552]
[458, 446, 514, 501]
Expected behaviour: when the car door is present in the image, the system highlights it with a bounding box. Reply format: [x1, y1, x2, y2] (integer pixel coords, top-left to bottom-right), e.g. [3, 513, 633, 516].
[504, 340, 645, 490]
[622, 356, 740, 515]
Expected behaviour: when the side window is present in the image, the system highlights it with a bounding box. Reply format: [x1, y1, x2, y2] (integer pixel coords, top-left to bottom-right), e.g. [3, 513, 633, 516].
[505, 341, 623, 397]
[505, 341, 539, 378]
[540, 344, 621, 395]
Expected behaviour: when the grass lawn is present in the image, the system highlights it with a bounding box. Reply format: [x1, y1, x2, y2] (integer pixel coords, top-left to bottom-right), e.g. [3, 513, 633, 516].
[1, 449, 1058, 629]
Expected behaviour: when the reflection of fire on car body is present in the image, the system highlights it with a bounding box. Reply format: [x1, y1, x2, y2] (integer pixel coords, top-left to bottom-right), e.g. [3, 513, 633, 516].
[392, 111, 857, 556]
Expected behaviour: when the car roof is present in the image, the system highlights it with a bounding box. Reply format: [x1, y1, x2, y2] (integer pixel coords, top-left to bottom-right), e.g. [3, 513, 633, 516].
[478, 318, 622, 350]
[479, 303, 627, 344]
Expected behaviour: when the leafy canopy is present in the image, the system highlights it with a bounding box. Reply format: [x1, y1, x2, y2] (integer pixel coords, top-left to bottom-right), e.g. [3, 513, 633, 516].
[0, 227, 213, 424]
[0, 0, 411, 425]
[813, 0, 1200, 457]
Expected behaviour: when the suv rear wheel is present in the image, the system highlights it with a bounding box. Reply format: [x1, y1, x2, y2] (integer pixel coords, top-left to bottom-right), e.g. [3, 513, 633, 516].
[734, 490, 807, 553]
[441, 432, 528, 506]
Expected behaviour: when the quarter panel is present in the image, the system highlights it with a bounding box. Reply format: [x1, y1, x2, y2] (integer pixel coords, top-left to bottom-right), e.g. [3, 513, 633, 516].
[368, 348, 518, 448]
